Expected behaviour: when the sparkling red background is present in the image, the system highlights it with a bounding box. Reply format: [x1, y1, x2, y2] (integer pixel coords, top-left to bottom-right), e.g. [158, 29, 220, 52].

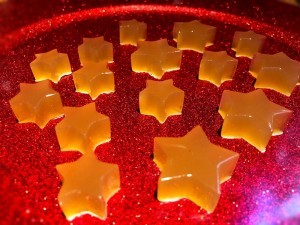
[0, 1, 299, 225]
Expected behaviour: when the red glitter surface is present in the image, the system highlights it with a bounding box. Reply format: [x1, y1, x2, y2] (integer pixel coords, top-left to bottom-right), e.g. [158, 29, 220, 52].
[0, 2, 300, 225]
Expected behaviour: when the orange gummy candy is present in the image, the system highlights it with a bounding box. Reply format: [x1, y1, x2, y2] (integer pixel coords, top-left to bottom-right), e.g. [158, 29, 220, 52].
[56, 152, 120, 221]
[72, 61, 115, 100]
[139, 79, 184, 123]
[173, 20, 216, 53]
[154, 126, 239, 213]
[9, 80, 63, 128]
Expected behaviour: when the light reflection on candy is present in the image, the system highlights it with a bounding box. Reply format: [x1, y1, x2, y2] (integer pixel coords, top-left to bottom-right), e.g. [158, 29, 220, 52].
[249, 52, 300, 96]
[131, 39, 182, 79]
[173, 20, 216, 53]
[232, 30, 266, 58]
[9, 80, 63, 128]
[139, 79, 184, 123]
[72, 61, 115, 100]
[30, 49, 72, 83]
[55, 102, 111, 154]
[119, 19, 147, 46]
[154, 126, 239, 213]
[78, 37, 113, 65]
[218, 89, 292, 152]
[56, 152, 120, 221]
[198, 51, 238, 86]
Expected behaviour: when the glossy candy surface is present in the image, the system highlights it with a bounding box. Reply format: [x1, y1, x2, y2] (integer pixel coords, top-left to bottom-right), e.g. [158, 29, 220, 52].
[154, 126, 239, 213]
[30, 49, 72, 83]
[55, 103, 111, 154]
[78, 37, 113, 65]
[119, 19, 147, 46]
[198, 51, 238, 86]
[173, 20, 216, 53]
[9, 80, 64, 128]
[72, 61, 115, 100]
[131, 39, 182, 79]
[250, 52, 300, 96]
[139, 79, 184, 123]
[56, 152, 120, 221]
[232, 30, 266, 58]
[219, 89, 292, 152]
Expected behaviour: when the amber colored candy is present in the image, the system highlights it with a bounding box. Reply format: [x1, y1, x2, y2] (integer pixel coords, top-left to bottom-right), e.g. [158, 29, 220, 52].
[139, 79, 184, 123]
[56, 152, 120, 221]
[72, 62, 115, 100]
[249, 52, 300, 96]
[30, 49, 72, 83]
[119, 19, 147, 46]
[131, 39, 182, 79]
[55, 102, 111, 154]
[219, 89, 292, 152]
[199, 51, 238, 86]
[154, 126, 239, 213]
[232, 30, 266, 58]
[9, 80, 63, 128]
[173, 20, 216, 53]
[78, 37, 113, 65]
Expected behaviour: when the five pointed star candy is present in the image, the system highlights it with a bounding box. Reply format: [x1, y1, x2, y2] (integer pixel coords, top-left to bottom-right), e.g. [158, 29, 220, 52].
[119, 19, 147, 46]
[78, 37, 113, 65]
[55, 102, 111, 154]
[9, 80, 63, 128]
[173, 20, 216, 53]
[139, 79, 184, 123]
[154, 126, 239, 213]
[56, 152, 120, 221]
[199, 51, 238, 86]
[131, 39, 182, 79]
[219, 89, 292, 152]
[72, 61, 115, 100]
[30, 49, 72, 83]
[232, 30, 266, 58]
[249, 52, 300, 96]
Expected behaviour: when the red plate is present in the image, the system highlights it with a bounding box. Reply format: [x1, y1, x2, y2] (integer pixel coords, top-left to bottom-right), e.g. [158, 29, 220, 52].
[0, 3, 299, 225]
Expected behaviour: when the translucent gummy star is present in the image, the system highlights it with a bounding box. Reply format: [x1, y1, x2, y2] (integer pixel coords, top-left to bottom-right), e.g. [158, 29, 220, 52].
[78, 37, 113, 65]
[72, 62, 115, 100]
[199, 51, 238, 86]
[9, 80, 63, 128]
[30, 49, 72, 83]
[154, 126, 239, 213]
[55, 102, 111, 154]
[56, 152, 120, 221]
[249, 52, 300, 96]
[139, 79, 184, 123]
[232, 30, 266, 58]
[131, 39, 182, 79]
[219, 89, 292, 152]
[173, 20, 216, 53]
[119, 19, 147, 46]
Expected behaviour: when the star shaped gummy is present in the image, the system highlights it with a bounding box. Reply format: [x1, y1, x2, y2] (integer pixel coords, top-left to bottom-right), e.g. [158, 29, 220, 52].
[56, 152, 120, 221]
[199, 51, 238, 86]
[154, 126, 239, 213]
[131, 39, 182, 79]
[72, 62, 115, 100]
[9, 80, 63, 128]
[219, 89, 292, 152]
[249, 52, 300, 96]
[173, 20, 216, 53]
[78, 37, 113, 65]
[30, 49, 72, 83]
[232, 30, 266, 58]
[119, 19, 147, 46]
[55, 102, 111, 154]
[139, 79, 184, 123]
